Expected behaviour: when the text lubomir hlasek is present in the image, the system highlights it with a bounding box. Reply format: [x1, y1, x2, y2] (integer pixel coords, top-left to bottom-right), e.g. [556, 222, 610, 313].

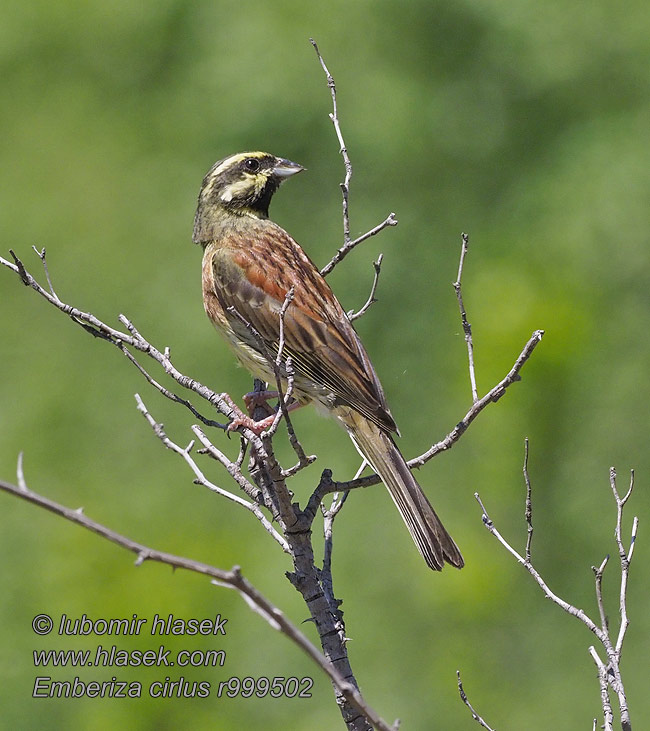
[57, 613, 227, 636]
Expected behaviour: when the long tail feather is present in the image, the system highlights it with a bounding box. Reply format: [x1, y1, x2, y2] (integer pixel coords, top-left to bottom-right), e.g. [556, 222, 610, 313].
[340, 410, 464, 571]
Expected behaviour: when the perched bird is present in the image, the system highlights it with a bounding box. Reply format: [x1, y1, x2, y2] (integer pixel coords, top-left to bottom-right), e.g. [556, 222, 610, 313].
[193, 151, 463, 571]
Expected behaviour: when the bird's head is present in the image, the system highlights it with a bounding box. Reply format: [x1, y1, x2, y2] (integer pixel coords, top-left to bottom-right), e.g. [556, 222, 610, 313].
[193, 151, 304, 240]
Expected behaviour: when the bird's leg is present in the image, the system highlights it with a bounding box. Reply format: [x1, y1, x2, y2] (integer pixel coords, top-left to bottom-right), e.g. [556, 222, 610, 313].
[223, 392, 304, 436]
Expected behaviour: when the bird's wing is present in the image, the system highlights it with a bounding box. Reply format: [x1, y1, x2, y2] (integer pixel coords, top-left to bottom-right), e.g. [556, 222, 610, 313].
[208, 226, 397, 433]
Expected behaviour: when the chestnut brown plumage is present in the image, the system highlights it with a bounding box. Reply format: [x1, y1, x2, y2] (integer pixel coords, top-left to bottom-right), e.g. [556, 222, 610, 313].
[193, 151, 463, 571]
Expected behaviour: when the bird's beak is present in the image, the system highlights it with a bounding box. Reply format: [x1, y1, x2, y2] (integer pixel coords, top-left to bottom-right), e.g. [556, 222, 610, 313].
[272, 158, 305, 177]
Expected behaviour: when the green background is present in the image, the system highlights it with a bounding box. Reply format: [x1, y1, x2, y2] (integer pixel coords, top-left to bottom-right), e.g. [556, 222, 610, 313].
[1, 1, 648, 729]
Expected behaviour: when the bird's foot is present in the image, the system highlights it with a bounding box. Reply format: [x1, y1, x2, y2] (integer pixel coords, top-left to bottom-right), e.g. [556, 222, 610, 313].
[227, 411, 278, 436]
[222, 392, 304, 436]
[218, 393, 272, 435]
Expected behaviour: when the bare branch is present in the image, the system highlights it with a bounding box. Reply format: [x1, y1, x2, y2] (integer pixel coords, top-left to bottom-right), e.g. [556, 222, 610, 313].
[610, 468, 636, 654]
[320, 460, 364, 605]
[262, 289, 303, 446]
[616, 514, 638, 657]
[320, 213, 398, 278]
[261, 288, 316, 472]
[474, 456, 638, 731]
[224, 294, 314, 474]
[0, 474, 392, 731]
[276, 286, 295, 366]
[192, 425, 261, 501]
[348, 254, 383, 321]
[453, 233, 478, 402]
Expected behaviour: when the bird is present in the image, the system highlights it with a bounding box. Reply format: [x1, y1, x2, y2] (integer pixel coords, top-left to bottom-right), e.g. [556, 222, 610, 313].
[192, 151, 463, 571]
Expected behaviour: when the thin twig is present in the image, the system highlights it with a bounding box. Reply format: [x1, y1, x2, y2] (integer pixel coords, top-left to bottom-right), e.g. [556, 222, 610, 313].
[311, 38, 397, 278]
[456, 671, 496, 730]
[523, 438, 533, 562]
[590, 647, 614, 731]
[320, 213, 397, 278]
[348, 254, 383, 321]
[276, 286, 295, 366]
[31, 246, 58, 299]
[266, 289, 316, 471]
[592, 555, 610, 634]
[192, 425, 264, 505]
[310, 38, 352, 245]
[611, 469, 635, 656]
[606, 469, 635, 731]
[453, 233, 478, 402]
[317, 459, 367, 653]
[16, 452, 27, 492]
[0, 474, 392, 731]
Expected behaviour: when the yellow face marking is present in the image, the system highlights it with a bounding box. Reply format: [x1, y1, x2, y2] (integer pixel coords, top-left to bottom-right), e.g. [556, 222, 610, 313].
[209, 151, 268, 179]
[219, 171, 270, 203]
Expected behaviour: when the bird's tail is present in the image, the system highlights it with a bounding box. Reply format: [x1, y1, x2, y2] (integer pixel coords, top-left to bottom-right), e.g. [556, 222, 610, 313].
[340, 410, 464, 571]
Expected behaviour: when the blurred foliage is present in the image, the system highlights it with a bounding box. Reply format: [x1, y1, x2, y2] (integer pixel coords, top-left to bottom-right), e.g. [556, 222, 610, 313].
[1, 0, 648, 729]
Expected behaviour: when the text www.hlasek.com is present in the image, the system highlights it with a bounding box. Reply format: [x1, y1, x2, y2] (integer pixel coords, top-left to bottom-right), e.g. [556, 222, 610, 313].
[31, 613, 313, 699]
[34, 644, 223, 669]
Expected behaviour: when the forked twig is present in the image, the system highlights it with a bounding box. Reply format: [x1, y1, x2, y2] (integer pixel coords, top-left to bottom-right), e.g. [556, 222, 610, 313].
[320, 213, 397, 278]
[32, 246, 58, 299]
[473, 449, 637, 731]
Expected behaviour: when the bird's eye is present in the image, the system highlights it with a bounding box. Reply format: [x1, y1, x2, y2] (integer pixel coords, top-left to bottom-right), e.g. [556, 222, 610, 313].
[244, 158, 260, 173]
